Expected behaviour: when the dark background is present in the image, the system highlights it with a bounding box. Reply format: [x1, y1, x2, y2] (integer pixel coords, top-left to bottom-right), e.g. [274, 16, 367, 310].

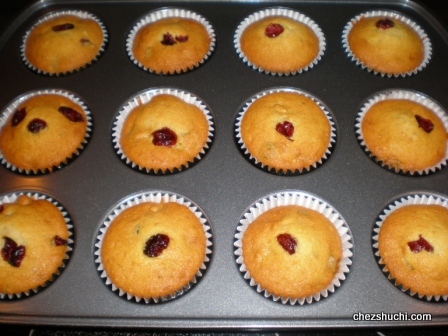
[0, 0, 447, 335]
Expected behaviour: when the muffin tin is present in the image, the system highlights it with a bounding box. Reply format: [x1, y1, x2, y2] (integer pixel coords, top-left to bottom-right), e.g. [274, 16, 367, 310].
[0, 0, 447, 329]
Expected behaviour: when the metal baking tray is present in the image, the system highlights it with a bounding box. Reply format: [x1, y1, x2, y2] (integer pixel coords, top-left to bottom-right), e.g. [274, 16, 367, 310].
[0, 0, 447, 329]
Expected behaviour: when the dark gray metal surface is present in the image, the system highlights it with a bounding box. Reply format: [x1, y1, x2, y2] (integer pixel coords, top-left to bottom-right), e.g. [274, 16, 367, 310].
[0, 0, 447, 329]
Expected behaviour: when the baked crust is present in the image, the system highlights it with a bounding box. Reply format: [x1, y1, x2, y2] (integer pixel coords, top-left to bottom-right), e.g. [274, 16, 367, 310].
[101, 202, 206, 298]
[378, 204, 448, 296]
[242, 205, 342, 298]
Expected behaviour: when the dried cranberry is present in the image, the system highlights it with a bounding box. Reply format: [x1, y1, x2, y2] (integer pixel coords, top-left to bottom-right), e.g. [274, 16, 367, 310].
[152, 127, 177, 147]
[161, 33, 177, 45]
[265, 23, 284, 38]
[375, 18, 394, 29]
[2, 237, 26, 267]
[12, 107, 26, 126]
[175, 35, 188, 42]
[27, 118, 47, 133]
[0, 205, 3, 213]
[58, 106, 84, 122]
[415, 115, 434, 133]
[408, 235, 434, 253]
[144, 233, 170, 257]
[9, 246, 25, 267]
[52, 23, 75, 32]
[54, 235, 68, 246]
[277, 233, 297, 255]
[276, 121, 294, 140]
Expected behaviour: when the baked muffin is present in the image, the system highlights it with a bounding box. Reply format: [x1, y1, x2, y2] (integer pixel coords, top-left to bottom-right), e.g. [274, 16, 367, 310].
[119, 93, 211, 173]
[130, 14, 213, 74]
[238, 91, 333, 173]
[377, 204, 448, 297]
[100, 201, 207, 299]
[0, 195, 70, 296]
[0, 93, 89, 173]
[23, 12, 106, 75]
[360, 99, 447, 174]
[345, 12, 429, 76]
[238, 14, 322, 75]
[241, 205, 342, 299]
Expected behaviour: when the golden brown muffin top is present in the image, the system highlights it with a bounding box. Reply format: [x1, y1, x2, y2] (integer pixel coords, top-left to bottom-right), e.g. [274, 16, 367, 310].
[378, 204, 448, 296]
[25, 14, 104, 74]
[348, 16, 424, 75]
[132, 17, 211, 74]
[0, 94, 87, 172]
[361, 99, 447, 173]
[0, 195, 69, 295]
[101, 201, 206, 298]
[242, 205, 342, 298]
[240, 91, 331, 172]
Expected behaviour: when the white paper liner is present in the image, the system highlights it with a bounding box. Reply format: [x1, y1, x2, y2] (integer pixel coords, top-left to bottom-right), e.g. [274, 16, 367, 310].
[112, 87, 214, 174]
[235, 87, 337, 174]
[234, 7, 326, 76]
[0, 88, 93, 175]
[126, 7, 216, 74]
[234, 190, 353, 305]
[372, 192, 448, 302]
[21, 10, 108, 76]
[342, 10, 432, 77]
[355, 89, 448, 175]
[0, 191, 74, 300]
[94, 191, 213, 304]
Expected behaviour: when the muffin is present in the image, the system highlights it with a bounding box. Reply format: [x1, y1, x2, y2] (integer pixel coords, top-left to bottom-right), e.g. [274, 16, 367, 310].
[237, 89, 334, 174]
[376, 202, 448, 298]
[358, 94, 448, 175]
[0, 194, 70, 297]
[128, 9, 214, 74]
[116, 91, 213, 174]
[0, 91, 90, 174]
[242, 205, 342, 299]
[99, 197, 209, 301]
[235, 8, 325, 75]
[23, 11, 106, 75]
[343, 11, 431, 77]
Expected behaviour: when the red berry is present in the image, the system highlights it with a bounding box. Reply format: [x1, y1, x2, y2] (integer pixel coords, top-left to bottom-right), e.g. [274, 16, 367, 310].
[52, 23, 75, 32]
[12, 107, 26, 126]
[276, 121, 294, 140]
[58, 106, 84, 122]
[175, 35, 189, 42]
[408, 235, 434, 253]
[54, 235, 68, 246]
[265, 23, 284, 38]
[415, 115, 434, 133]
[2, 237, 26, 267]
[27, 118, 47, 133]
[277, 233, 297, 255]
[152, 127, 177, 147]
[161, 33, 177, 45]
[375, 18, 394, 29]
[144, 234, 170, 257]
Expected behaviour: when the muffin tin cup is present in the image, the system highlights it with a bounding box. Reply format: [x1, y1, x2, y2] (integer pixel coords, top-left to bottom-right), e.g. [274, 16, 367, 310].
[355, 89, 448, 176]
[0, 88, 93, 175]
[342, 10, 432, 78]
[0, 191, 74, 300]
[234, 7, 326, 76]
[234, 190, 353, 305]
[21, 9, 108, 76]
[235, 87, 337, 175]
[126, 7, 216, 75]
[94, 190, 213, 304]
[112, 87, 214, 175]
[372, 192, 448, 302]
